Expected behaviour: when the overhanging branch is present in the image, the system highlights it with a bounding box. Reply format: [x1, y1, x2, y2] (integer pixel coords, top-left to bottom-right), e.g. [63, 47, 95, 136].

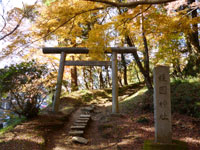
[0, 0, 38, 41]
[84, 0, 177, 8]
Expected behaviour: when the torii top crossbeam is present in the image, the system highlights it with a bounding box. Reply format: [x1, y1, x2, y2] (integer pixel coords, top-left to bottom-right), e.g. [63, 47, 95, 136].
[43, 47, 137, 54]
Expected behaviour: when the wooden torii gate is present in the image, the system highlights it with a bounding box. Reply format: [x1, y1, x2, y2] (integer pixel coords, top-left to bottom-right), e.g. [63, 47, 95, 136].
[43, 47, 137, 113]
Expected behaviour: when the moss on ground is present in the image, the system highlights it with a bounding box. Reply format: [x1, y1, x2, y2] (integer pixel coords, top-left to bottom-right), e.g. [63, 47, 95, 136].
[143, 140, 188, 150]
[0, 117, 26, 135]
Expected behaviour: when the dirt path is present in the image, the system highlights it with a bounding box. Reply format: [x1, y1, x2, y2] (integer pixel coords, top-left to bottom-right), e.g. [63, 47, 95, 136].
[43, 103, 120, 150]
[42, 108, 78, 150]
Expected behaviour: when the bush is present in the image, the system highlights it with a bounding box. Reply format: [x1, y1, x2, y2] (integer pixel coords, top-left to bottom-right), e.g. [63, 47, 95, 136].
[0, 60, 51, 119]
[171, 79, 200, 118]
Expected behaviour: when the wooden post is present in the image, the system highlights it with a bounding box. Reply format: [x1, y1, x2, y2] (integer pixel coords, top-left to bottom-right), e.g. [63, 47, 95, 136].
[112, 52, 119, 113]
[53, 52, 66, 112]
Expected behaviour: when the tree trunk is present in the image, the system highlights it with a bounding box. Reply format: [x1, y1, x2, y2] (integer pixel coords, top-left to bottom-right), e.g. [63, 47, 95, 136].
[133, 64, 141, 83]
[141, 14, 150, 76]
[83, 67, 89, 89]
[118, 70, 123, 87]
[126, 35, 153, 92]
[71, 56, 78, 91]
[187, 0, 200, 53]
[105, 66, 111, 88]
[89, 66, 93, 89]
[121, 54, 128, 85]
[141, 14, 153, 91]
[182, 0, 200, 76]
[99, 67, 104, 89]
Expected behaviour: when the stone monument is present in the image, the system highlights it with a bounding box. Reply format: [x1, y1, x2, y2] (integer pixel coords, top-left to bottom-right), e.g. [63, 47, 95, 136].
[143, 65, 188, 150]
[153, 65, 172, 144]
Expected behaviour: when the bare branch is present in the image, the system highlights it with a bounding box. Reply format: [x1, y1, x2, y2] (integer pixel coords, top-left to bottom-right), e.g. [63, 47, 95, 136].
[0, 15, 6, 32]
[0, 17, 23, 40]
[0, 0, 38, 41]
[115, 5, 152, 30]
[127, 5, 152, 22]
[84, 0, 177, 8]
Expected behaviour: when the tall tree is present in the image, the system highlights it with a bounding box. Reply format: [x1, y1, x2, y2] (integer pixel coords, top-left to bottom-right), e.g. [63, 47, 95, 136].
[126, 35, 153, 92]
[121, 54, 128, 85]
[71, 56, 78, 91]
[89, 66, 94, 89]
[83, 67, 89, 89]
[187, 0, 200, 53]
[99, 67, 105, 89]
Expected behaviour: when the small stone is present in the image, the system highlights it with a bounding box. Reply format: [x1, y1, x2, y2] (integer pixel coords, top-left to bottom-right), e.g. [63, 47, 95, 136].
[69, 131, 84, 136]
[91, 104, 95, 109]
[71, 126, 86, 130]
[72, 136, 88, 144]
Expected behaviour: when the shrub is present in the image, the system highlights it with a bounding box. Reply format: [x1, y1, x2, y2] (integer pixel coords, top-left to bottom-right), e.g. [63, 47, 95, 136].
[171, 79, 200, 118]
[0, 60, 51, 119]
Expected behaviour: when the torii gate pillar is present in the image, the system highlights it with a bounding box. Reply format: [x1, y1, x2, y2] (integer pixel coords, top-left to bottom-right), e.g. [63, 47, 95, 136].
[53, 52, 66, 112]
[112, 52, 119, 113]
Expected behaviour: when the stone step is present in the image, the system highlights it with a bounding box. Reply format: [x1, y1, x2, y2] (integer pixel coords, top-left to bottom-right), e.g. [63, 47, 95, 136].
[81, 107, 94, 112]
[75, 120, 88, 123]
[71, 125, 86, 130]
[69, 130, 84, 136]
[82, 112, 90, 115]
[80, 114, 91, 118]
[74, 122, 87, 126]
[72, 136, 88, 144]
[78, 117, 90, 121]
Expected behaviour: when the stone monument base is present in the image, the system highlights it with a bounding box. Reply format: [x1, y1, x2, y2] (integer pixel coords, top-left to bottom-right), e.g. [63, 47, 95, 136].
[143, 140, 188, 150]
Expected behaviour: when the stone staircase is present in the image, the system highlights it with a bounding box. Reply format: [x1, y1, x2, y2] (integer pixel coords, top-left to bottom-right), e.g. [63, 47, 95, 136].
[69, 105, 95, 144]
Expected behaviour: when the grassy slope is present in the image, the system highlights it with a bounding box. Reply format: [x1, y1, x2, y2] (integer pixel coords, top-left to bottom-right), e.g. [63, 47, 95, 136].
[119, 87, 149, 113]
[118, 79, 200, 118]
